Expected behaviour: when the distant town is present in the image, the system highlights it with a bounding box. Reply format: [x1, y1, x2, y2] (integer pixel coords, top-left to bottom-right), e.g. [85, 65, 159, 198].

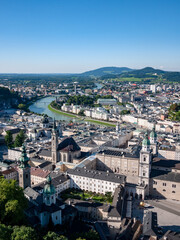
[0, 67, 180, 240]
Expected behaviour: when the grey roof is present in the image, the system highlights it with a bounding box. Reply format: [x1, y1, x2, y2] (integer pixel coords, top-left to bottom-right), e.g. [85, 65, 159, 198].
[152, 158, 180, 170]
[66, 198, 102, 208]
[98, 148, 139, 159]
[160, 230, 180, 240]
[143, 211, 158, 237]
[151, 169, 180, 183]
[35, 202, 61, 213]
[67, 167, 126, 184]
[24, 187, 41, 200]
[33, 173, 69, 192]
[39, 149, 51, 157]
[57, 137, 81, 152]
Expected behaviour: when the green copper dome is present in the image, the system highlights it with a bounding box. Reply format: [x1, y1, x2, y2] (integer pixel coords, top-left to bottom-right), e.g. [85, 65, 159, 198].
[19, 144, 30, 169]
[142, 133, 150, 146]
[43, 175, 56, 195]
[150, 127, 157, 138]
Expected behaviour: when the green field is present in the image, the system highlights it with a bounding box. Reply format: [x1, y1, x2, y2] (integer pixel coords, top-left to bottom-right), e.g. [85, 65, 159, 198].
[61, 189, 113, 204]
[116, 77, 142, 82]
[48, 104, 79, 118]
[85, 118, 116, 127]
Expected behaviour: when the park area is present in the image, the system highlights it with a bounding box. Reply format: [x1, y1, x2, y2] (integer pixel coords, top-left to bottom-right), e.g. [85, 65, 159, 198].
[60, 189, 113, 204]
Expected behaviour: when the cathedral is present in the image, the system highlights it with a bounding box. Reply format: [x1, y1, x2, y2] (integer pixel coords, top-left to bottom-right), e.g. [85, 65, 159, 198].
[51, 119, 81, 164]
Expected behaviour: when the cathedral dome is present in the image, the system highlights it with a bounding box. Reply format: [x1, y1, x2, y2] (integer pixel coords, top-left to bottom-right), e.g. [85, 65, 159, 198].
[142, 134, 150, 146]
[150, 128, 157, 139]
[43, 175, 56, 195]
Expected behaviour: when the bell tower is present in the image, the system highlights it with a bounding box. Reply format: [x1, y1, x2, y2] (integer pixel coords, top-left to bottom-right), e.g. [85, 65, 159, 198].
[43, 175, 56, 206]
[150, 127, 157, 155]
[18, 144, 31, 189]
[139, 133, 152, 193]
[51, 119, 59, 164]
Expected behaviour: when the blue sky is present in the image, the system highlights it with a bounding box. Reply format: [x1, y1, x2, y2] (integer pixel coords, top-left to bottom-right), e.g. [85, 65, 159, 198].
[0, 0, 180, 73]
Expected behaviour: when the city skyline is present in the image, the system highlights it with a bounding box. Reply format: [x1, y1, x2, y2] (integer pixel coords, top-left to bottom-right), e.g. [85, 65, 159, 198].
[0, 0, 180, 73]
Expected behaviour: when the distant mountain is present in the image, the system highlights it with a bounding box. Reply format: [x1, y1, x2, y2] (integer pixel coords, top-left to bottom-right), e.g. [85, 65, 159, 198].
[103, 67, 180, 82]
[130, 67, 165, 75]
[80, 67, 133, 77]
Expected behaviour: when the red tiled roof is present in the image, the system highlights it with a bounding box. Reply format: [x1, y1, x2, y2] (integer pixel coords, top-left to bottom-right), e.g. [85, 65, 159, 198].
[2, 168, 17, 175]
[30, 167, 50, 178]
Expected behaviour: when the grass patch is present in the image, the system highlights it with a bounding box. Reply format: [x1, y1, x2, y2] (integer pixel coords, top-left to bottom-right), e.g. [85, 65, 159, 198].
[48, 103, 115, 127]
[116, 77, 142, 82]
[61, 189, 113, 204]
[48, 104, 79, 118]
[84, 118, 115, 127]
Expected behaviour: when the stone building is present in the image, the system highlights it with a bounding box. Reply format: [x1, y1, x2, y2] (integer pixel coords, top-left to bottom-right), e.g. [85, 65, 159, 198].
[39, 119, 81, 164]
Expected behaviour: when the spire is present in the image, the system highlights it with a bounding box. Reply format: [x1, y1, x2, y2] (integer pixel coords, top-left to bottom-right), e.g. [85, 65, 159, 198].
[52, 118, 56, 131]
[19, 144, 30, 169]
[150, 126, 157, 141]
[142, 132, 150, 151]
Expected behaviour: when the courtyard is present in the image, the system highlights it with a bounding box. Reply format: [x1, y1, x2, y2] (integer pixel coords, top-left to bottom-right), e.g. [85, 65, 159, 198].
[60, 188, 113, 204]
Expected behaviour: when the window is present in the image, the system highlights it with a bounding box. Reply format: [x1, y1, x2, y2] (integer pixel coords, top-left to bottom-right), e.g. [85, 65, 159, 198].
[172, 191, 175, 193]
[153, 181, 157, 185]
[163, 183, 166, 186]
[26, 174, 28, 179]
[143, 173, 146, 176]
[56, 216, 58, 220]
[163, 189, 166, 192]
[172, 184, 176, 188]
[153, 188, 156, 190]
[143, 157, 146, 161]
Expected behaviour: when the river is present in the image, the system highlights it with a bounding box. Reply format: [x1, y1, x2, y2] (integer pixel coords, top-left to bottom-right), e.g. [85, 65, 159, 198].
[29, 97, 73, 121]
[29, 82, 103, 121]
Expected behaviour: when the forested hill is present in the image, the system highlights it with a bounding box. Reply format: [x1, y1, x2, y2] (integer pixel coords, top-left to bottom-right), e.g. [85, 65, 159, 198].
[80, 67, 133, 77]
[100, 67, 180, 82]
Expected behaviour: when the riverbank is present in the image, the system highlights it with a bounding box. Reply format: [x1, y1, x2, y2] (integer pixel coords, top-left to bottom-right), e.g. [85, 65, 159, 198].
[48, 103, 116, 127]
[48, 104, 79, 118]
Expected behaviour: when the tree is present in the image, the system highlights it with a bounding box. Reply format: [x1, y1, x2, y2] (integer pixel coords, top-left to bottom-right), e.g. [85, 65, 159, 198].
[0, 224, 12, 240]
[43, 231, 67, 240]
[74, 230, 99, 240]
[5, 131, 13, 148]
[18, 104, 27, 111]
[11, 226, 38, 240]
[14, 134, 22, 148]
[0, 177, 27, 225]
[14, 130, 25, 147]
[84, 230, 99, 240]
[78, 110, 85, 116]
[120, 110, 130, 115]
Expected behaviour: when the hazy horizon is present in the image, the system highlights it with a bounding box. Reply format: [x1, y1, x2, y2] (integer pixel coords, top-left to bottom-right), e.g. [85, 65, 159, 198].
[0, 65, 179, 75]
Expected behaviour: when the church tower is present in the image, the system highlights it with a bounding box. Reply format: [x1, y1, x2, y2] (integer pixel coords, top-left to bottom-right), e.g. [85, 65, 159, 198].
[139, 133, 152, 193]
[43, 175, 56, 206]
[150, 127, 157, 155]
[51, 119, 59, 164]
[18, 144, 31, 189]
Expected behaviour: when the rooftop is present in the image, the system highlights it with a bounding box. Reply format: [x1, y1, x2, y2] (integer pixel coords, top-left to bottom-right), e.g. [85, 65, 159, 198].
[67, 167, 126, 184]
